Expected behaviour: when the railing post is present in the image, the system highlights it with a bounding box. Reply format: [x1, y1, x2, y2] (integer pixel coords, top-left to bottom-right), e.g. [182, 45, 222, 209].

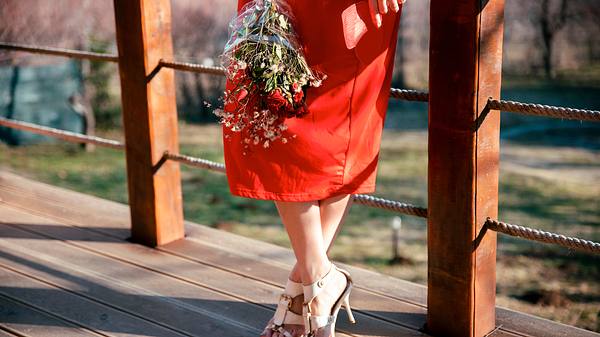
[113, 0, 184, 246]
[427, 0, 505, 336]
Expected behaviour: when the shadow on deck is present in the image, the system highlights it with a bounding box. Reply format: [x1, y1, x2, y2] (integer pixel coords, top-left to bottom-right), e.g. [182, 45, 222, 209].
[0, 170, 596, 337]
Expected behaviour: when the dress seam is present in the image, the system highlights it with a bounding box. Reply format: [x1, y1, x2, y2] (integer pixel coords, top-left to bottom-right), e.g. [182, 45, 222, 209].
[341, 58, 360, 186]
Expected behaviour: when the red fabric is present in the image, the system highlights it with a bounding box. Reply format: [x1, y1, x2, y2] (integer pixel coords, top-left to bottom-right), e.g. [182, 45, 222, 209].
[222, 0, 403, 201]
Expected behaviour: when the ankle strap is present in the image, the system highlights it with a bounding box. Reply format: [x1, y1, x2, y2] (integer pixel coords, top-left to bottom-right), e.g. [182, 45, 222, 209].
[284, 278, 303, 297]
[302, 262, 336, 305]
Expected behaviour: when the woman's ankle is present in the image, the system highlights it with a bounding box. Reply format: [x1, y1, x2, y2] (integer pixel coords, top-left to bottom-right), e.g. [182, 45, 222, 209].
[288, 263, 303, 283]
[301, 259, 333, 286]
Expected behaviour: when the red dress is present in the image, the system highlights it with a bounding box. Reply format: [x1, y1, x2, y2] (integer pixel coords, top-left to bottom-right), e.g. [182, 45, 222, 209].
[222, 0, 403, 201]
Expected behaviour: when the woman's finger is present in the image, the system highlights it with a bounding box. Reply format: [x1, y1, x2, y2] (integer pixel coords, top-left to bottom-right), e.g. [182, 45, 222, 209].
[389, 0, 400, 13]
[378, 0, 388, 14]
[368, 0, 382, 28]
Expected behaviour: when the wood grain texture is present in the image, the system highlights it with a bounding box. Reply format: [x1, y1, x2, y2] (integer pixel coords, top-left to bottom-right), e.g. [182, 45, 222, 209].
[113, 0, 184, 246]
[1, 170, 597, 337]
[0, 293, 100, 337]
[427, 0, 505, 336]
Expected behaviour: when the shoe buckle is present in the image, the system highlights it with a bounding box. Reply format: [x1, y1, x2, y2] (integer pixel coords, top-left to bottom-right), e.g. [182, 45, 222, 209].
[303, 310, 312, 335]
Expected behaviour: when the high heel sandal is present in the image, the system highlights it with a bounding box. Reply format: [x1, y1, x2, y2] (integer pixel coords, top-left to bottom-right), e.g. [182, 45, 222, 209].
[302, 262, 356, 337]
[261, 278, 305, 337]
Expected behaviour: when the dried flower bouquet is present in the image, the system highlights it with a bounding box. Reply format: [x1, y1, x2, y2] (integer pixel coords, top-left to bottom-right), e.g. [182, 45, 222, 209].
[211, 0, 326, 155]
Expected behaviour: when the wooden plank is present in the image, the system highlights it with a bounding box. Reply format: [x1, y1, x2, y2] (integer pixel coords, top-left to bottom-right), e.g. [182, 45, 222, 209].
[0, 205, 415, 337]
[495, 307, 600, 337]
[0, 293, 102, 337]
[112, 0, 184, 246]
[1, 171, 596, 337]
[0, 265, 185, 337]
[427, 0, 505, 336]
[0, 222, 263, 337]
[0, 330, 18, 337]
[0, 329, 19, 337]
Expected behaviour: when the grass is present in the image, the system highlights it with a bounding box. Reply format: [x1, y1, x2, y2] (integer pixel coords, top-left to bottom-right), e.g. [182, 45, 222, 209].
[0, 121, 598, 332]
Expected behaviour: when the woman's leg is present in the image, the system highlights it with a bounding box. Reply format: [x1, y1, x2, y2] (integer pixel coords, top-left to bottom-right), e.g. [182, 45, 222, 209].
[320, 193, 354, 254]
[274, 200, 331, 285]
[286, 194, 354, 283]
[274, 195, 353, 337]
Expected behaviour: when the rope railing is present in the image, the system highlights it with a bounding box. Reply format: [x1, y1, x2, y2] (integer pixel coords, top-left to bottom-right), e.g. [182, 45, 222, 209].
[389, 88, 429, 102]
[487, 98, 600, 122]
[4, 41, 600, 123]
[164, 151, 226, 173]
[0, 116, 124, 149]
[158, 59, 226, 76]
[0, 42, 118, 63]
[485, 218, 600, 254]
[352, 194, 427, 218]
[0, 42, 429, 104]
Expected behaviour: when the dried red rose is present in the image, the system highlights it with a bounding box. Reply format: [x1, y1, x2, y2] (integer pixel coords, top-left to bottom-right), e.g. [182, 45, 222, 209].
[236, 88, 249, 101]
[267, 88, 289, 114]
[293, 90, 304, 104]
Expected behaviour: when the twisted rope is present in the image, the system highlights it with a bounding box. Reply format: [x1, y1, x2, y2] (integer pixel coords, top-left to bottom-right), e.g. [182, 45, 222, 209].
[158, 59, 226, 76]
[0, 42, 118, 63]
[352, 194, 428, 218]
[0, 116, 124, 149]
[487, 98, 600, 122]
[485, 218, 600, 254]
[389, 88, 429, 102]
[163, 151, 226, 173]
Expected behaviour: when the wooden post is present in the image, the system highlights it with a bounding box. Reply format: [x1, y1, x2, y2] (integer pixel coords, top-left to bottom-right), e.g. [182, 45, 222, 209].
[427, 0, 505, 336]
[113, 0, 184, 247]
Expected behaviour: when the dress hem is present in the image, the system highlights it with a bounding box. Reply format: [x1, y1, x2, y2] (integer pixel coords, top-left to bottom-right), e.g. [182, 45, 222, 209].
[229, 184, 376, 201]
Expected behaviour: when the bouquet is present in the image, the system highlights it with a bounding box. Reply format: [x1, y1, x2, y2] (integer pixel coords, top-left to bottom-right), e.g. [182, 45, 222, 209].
[210, 0, 326, 156]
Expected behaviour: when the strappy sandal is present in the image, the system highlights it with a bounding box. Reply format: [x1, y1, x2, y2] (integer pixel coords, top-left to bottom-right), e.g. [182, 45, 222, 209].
[261, 278, 306, 337]
[302, 262, 356, 337]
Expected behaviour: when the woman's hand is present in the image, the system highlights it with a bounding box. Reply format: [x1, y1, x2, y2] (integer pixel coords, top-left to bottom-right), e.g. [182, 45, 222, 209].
[368, 0, 406, 28]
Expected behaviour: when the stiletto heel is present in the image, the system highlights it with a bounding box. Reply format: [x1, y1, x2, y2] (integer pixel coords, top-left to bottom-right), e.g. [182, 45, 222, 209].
[302, 263, 357, 337]
[342, 293, 356, 324]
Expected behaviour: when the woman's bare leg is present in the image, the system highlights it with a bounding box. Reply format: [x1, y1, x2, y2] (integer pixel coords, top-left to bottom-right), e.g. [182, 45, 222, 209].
[267, 195, 354, 337]
[264, 200, 327, 337]
[274, 200, 331, 284]
[286, 194, 354, 282]
[320, 193, 354, 254]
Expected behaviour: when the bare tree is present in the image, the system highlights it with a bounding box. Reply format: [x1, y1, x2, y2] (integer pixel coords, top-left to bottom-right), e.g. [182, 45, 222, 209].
[533, 0, 568, 78]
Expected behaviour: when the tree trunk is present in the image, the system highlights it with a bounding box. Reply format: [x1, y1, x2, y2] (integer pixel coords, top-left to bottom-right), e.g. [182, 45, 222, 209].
[80, 58, 97, 152]
[540, 0, 554, 78]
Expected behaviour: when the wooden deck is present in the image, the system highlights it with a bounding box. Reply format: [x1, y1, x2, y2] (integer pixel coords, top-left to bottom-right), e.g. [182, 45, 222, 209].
[0, 169, 596, 337]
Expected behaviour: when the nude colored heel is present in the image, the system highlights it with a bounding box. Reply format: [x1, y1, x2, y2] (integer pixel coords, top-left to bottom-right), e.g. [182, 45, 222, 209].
[302, 263, 357, 337]
[342, 292, 356, 324]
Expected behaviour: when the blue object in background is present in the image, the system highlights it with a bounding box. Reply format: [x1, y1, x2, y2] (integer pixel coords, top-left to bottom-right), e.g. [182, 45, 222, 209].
[0, 60, 84, 146]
